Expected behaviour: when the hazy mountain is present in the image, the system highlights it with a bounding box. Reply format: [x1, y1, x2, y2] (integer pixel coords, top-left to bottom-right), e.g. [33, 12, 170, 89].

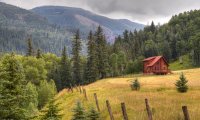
[0, 2, 76, 55]
[0, 2, 144, 55]
[31, 6, 144, 43]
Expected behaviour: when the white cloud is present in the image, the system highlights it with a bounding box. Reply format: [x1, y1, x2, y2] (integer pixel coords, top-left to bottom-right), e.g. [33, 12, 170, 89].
[1, 0, 200, 24]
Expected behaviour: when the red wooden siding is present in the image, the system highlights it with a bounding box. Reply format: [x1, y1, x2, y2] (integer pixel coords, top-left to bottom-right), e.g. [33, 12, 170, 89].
[143, 56, 170, 74]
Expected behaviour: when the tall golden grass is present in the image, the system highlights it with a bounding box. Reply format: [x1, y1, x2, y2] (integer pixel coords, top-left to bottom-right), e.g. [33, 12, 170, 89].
[56, 68, 200, 120]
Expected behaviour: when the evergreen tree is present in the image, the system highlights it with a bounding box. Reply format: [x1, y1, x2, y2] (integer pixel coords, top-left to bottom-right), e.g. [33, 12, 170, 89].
[117, 51, 127, 75]
[161, 41, 171, 62]
[36, 49, 42, 59]
[0, 53, 28, 119]
[190, 32, 200, 66]
[86, 31, 98, 83]
[150, 21, 156, 33]
[71, 101, 86, 120]
[72, 30, 82, 85]
[37, 80, 57, 109]
[109, 53, 118, 77]
[95, 26, 109, 79]
[40, 98, 62, 120]
[60, 46, 71, 89]
[27, 37, 34, 56]
[123, 30, 129, 42]
[24, 82, 39, 118]
[131, 78, 140, 91]
[175, 73, 188, 93]
[22, 56, 47, 86]
[87, 107, 100, 120]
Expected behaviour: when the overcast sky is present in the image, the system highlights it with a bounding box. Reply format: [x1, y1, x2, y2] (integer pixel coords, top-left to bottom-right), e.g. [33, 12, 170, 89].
[0, 0, 200, 25]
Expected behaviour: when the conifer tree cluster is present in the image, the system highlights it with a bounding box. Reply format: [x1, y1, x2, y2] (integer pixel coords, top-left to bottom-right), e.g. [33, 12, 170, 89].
[71, 102, 100, 120]
[0, 54, 28, 119]
[85, 26, 110, 83]
[60, 46, 71, 89]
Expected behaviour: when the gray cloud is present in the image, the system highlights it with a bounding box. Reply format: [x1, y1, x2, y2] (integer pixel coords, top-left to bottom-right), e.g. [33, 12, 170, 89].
[0, 0, 200, 24]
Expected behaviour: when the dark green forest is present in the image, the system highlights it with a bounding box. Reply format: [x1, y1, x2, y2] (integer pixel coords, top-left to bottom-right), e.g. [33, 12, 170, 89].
[113, 9, 200, 67]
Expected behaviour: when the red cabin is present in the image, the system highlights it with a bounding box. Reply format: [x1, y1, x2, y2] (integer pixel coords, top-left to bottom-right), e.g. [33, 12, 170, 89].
[143, 56, 170, 75]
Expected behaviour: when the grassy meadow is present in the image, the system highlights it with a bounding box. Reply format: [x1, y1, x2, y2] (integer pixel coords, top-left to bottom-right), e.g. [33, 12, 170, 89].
[56, 68, 200, 120]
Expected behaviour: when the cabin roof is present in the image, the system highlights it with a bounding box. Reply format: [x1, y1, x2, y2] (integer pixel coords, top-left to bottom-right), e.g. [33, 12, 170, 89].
[143, 56, 168, 67]
[143, 56, 157, 61]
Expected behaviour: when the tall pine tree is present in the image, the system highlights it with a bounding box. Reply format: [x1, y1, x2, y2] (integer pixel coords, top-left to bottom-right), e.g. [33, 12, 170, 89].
[27, 37, 34, 56]
[36, 49, 42, 59]
[86, 31, 98, 83]
[95, 26, 109, 79]
[0, 53, 28, 119]
[60, 46, 71, 89]
[72, 30, 82, 85]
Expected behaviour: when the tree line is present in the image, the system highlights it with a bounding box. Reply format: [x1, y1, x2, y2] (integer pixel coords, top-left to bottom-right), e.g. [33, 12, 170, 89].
[0, 26, 127, 119]
[113, 9, 200, 67]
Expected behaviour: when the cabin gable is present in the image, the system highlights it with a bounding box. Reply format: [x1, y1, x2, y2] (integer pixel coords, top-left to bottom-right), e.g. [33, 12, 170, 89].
[143, 56, 170, 75]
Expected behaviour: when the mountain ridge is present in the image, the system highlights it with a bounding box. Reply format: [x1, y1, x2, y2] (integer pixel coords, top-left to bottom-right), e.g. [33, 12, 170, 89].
[0, 2, 144, 54]
[31, 6, 144, 43]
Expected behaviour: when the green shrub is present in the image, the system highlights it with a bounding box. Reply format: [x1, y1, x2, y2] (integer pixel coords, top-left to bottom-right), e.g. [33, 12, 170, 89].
[71, 102, 86, 120]
[131, 78, 140, 91]
[87, 107, 100, 120]
[175, 73, 188, 93]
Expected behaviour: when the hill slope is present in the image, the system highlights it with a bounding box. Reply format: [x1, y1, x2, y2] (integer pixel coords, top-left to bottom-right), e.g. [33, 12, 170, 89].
[56, 68, 200, 120]
[31, 6, 144, 43]
[0, 2, 77, 55]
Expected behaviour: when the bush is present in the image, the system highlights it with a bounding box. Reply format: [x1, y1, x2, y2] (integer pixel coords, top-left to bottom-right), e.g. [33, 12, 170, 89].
[131, 78, 140, 91]
[37, 80, 57, 109]
[40, 98, 62, 120]
[71, 102, 86, 120]
[175, 73, 188, 93]
[87, 107, 100, 120]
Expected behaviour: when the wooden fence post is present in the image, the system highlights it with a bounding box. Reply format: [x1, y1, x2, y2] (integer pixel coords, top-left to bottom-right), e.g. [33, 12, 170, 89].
[145, 98, 153, 120]
[79, 85, 82, 94]
[106, 100, 114, 120]
[94, 93, 100, 112]
[69, 84, 73, 93]
[83, 89, 88, 100]
[182, 106, 190, 120]
[75, 84, 79, 92]
[121, 102, 128, 120]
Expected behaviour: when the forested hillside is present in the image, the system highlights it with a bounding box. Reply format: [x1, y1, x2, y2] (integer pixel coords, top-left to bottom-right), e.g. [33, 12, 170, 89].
[113, 9, 200, 70]
[0, 2, 75, 55]
[32, 6, 144, 43]
[0, 2, 144, 55]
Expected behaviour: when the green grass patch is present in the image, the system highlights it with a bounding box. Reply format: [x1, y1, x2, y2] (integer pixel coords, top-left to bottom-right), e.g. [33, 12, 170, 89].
[169, 55, 193, 71]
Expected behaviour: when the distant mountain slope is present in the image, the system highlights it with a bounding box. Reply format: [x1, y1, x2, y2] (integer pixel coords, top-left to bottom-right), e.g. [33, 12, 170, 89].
[0, 2, 144, 54]
[31, 6, 144, 43]
[0, 2, 75, 55]
[0, 2, 47, 24]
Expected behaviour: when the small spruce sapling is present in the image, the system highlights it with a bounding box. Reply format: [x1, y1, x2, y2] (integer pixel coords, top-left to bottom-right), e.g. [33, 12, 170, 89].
[175, 73, 188, 93]
[131, 78, 140, 91]
[71, 101, 86, 120]
[87, 107, 100, 120]
[40, 98, 62, 120]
